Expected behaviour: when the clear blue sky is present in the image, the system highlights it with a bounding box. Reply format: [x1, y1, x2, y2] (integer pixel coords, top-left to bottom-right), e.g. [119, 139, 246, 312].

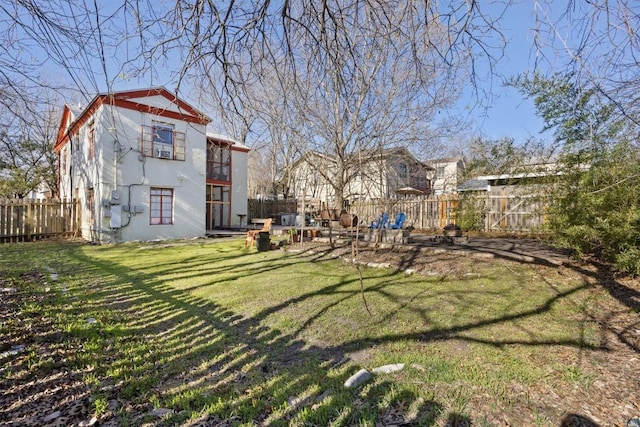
[454, 1, 552, 144]
[6, 1, 555, 145]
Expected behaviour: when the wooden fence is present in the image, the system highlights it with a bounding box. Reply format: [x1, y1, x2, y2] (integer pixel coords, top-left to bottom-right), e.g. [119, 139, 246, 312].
[248, 193, 546, 233]
[0, 199, 80, 243]
[350, 196, 460, 230]
[350, 193, 545, 232]
[484, 193, 545, 232]
[247, 199, 298, 222]
[323, 193, 545, 233]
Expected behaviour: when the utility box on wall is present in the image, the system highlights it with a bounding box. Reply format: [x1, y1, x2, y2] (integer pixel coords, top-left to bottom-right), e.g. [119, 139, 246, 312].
[110, 206, 122, 228]
[110, 190, 121, 205]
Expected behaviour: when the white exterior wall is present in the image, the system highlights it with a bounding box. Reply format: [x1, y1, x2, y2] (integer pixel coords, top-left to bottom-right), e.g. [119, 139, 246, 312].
[69, 107, 109, 241]
[432, 159, 464, 195]
[230, 148, 249, 226]
[64, 103, 207, 243]
[107, 105, 207, 242]
[58, 145, 72, 199]
[291, 157, 336, 205]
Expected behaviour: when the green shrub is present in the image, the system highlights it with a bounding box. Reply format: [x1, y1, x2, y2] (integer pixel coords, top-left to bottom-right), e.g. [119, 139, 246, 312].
[456, 195, 486, 231]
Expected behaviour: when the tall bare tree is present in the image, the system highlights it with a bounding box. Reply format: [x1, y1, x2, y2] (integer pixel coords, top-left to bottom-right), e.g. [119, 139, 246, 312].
[1, 1, 511, 200]
[0, 88, 60, 198]
[182, 2, 507, 207]
[532, 1, 640, 124]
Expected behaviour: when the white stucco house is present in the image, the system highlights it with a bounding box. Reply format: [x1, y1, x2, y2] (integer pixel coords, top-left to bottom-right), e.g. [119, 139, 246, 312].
[427, 157, 466, 195]
[287, 147, 432, 206]
[54, 87, 249, 243]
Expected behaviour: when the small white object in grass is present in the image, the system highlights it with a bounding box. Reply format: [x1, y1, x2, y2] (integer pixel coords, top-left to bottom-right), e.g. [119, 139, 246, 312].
[87, 317, 97, 324]
[79, 417, 98, 426]
[0, 344, 26, 359]
[371, 363, 405, 374]
[149, 408, 174, 417]
[344, 368, 372, 388]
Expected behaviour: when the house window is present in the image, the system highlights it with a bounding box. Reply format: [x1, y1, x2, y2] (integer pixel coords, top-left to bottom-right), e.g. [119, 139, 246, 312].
[61, 148, 67, 175]
[140, 123, 186, 160]
[150, 188, 173, 225]
[88, 122, 95, 160]
[436, 166, 446, 179]
[206, 141, 231, 181]
[153, 122, 174, 159]
[87, 187, 95, 228]
[398, 163, 408, 179]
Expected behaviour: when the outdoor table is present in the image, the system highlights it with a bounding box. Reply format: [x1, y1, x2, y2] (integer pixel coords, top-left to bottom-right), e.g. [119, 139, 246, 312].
[250, 218, 269, 229]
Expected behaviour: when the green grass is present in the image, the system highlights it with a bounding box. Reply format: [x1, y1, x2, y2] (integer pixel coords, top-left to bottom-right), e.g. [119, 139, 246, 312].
[0, 238, 608, 425]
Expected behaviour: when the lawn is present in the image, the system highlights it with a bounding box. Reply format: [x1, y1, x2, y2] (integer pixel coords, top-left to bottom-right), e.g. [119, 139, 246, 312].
[0, 238, 638, 426]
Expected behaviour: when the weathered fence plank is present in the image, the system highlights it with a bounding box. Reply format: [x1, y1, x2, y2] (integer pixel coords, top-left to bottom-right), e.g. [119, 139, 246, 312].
[0, 199, 80, 243]
[248, 193, 546, 233]
[349, 194, 544, 233]
[350, 196, 461, 230]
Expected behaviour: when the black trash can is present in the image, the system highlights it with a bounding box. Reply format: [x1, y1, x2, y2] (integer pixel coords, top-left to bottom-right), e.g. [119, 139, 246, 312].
[257, 231, 271, 252]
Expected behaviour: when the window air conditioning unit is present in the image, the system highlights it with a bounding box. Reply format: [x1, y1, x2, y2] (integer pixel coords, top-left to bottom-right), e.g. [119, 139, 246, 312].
[155, 148, 172, 159]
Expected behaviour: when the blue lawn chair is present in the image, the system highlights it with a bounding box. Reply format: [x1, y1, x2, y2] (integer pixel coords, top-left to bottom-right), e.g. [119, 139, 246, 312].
[390, 212, 406, 229]
[369, 212, 390, 229]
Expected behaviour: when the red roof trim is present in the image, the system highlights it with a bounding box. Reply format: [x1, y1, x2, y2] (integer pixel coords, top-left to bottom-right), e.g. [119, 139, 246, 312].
[111, 98, 209, 125]
[111, 88, 207, 120]
[54, 87, 210, 152]
[54, 106, 72, 152]
[54, 97, 104, 152]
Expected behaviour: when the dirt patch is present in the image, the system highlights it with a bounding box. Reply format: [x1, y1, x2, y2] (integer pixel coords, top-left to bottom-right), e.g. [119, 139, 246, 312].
[288, 234, 569, 276]
[0, 272, 94, 427]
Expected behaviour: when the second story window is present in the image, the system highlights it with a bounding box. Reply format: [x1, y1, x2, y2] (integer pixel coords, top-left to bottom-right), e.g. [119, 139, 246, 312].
[436, 166, 446, 179]
[398, 163, 408, 179]
[153, 122, 174, 159]
[88, 121, 95, 160]
[207, 141, 231, 181]
[140, 122, 186, 161]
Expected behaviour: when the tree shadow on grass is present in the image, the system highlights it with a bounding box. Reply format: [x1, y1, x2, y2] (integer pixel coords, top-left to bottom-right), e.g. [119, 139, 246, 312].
[9, 239, 622, 425]
[394, 234, 640, 355]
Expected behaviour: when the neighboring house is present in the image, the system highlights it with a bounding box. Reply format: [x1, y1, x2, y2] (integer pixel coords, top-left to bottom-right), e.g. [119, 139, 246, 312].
[54, 87, 249, 243]
[24, 180, 53, 200]
[287, 147, 432, 207]
[427, 157, 466, 195]
[457, 162, 562, 196]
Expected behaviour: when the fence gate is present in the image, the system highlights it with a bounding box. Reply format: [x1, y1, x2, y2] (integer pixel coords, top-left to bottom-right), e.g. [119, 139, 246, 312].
[485, 192, 544, 232]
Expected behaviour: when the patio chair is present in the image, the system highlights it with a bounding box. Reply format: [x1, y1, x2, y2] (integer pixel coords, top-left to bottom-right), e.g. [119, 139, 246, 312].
[245, 218, 273, 249]
[369, 212, 390, 229]
[390, 212, 406, 229]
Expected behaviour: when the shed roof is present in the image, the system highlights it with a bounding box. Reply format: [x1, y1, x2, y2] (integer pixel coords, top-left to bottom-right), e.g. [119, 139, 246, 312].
[457, 179, 489, 192]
